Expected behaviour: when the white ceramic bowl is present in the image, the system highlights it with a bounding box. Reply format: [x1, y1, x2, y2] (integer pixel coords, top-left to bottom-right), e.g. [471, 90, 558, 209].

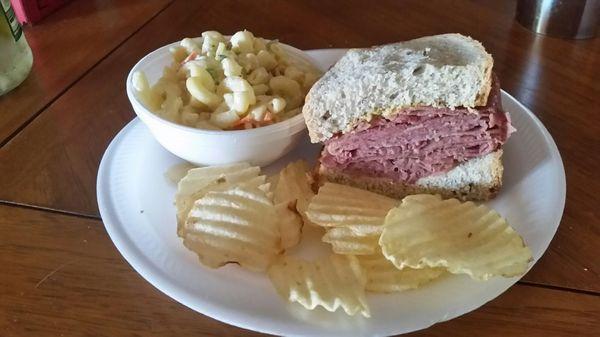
[126, 40, 314, 166]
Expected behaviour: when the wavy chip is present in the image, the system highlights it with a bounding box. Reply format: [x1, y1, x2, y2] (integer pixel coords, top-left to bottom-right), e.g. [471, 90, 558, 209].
[306, 182, 397, 230]
[165, 162, 196, 184]
[380, 195, 533, 281]
[306, 183, 398, 254]
[268, 254, 370, 317]
[357, 253, 445, 293]
[175, 163, 263, 235]
[399, 194, 441, 206]
[181, 185, 281, 272]
[274, 202, 303, 250]
[322, 227, 380, 255]
[273, 160, 315, 220]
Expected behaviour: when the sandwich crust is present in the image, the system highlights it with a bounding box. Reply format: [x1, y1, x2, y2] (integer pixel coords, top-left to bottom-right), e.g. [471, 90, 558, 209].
[303, 34, 493, 143]
[317, 150, 504, 201]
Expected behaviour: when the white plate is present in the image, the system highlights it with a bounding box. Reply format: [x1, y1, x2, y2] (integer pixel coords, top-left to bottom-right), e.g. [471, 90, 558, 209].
[97, 49, 566, 337]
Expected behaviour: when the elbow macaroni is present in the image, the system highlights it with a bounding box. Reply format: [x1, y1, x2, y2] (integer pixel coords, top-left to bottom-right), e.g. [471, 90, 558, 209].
[269, 76, 302, 109]
[230, 30, 255, 53]
[132, 30, 321, 130]
[284, 66, 304, 83]
[238, 53, 259, 72]
[180, 38, 201, 54]
[187, 65, 215, 90]
[247, 67, 270, 85]
[252, 84, 269, 95]
[257, 50, 278, 70]
[268, 97, 287, 114]
[221, 58, 243, 77]
[186, 77, 222, 109]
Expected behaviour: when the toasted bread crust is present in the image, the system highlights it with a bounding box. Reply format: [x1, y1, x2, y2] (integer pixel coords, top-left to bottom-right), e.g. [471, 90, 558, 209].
[316, 151, 503, 201]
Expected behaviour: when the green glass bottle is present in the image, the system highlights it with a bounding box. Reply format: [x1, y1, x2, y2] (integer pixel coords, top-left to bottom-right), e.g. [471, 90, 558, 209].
[0, 0, 33, 96]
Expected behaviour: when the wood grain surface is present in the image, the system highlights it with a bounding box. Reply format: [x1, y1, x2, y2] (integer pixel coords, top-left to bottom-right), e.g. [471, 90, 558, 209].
[0, 205, 265, 337]
[0, 205, 598, 337]
[0, 0, 172, 144]
[0, 0, 598, 335]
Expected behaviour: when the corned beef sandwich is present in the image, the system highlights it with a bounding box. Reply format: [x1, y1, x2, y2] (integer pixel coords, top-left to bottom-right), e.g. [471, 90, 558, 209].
[302, 34, 514, 200]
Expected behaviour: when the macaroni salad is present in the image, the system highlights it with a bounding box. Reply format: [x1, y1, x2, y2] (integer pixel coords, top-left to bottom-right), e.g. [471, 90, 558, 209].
[132, 30, 321, 130]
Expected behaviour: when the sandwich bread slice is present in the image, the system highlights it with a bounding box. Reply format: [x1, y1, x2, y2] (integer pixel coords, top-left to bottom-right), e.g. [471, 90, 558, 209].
[303, 34, 513, 200]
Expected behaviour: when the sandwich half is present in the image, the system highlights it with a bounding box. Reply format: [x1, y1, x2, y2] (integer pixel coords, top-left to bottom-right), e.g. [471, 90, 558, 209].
[303, 34, 514, 201]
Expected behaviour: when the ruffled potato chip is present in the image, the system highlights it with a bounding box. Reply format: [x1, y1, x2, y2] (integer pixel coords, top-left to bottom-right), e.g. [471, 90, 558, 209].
[357, 253, 445, 293]
[380, 195, 533, 281]
[182, 185, 281, 272]
[273, 160, 315, 220]
[322, 227, 380, 255]
[274, 202, 303, 250]
[268, 254, 370, 317]
[175, 163, 263, 235]
[306, 183, 398, 254]
[165, 162, 196, 184]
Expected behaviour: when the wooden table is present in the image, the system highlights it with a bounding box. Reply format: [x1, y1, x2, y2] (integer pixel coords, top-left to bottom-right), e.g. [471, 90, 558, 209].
[1, 0, 598, 336]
